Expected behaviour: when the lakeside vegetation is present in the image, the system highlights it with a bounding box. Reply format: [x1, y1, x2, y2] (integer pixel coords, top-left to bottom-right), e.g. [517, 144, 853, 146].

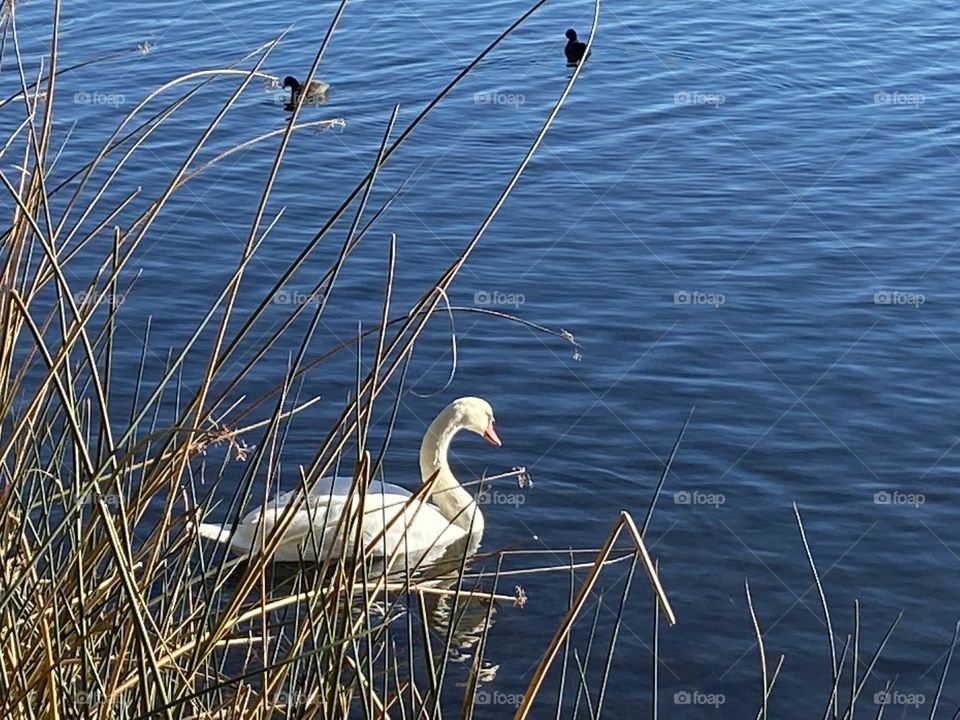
[0, 2, 672, 717]
[3, 1, 959, 718]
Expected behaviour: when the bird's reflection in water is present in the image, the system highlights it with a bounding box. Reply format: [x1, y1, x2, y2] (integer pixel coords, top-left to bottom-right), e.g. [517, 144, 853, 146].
[414, 532, 500, 664]
[255, 529, 481, 591]
[224, 535, 495, 640]
[203, 531, 506, 706]
[427, 588, 497, 665]
[243, 531, 498, 663]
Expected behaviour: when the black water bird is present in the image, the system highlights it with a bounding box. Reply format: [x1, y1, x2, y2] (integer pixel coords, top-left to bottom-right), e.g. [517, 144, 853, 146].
[564, 28, 588, 65]
[282, 75, 330, 110]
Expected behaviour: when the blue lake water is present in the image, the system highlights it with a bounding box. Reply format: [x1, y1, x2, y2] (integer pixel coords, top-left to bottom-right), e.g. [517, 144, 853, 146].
[7, 0, 960, 715]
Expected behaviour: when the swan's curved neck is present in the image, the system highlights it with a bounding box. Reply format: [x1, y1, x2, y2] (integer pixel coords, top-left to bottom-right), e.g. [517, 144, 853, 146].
[419, 407, 484, 535]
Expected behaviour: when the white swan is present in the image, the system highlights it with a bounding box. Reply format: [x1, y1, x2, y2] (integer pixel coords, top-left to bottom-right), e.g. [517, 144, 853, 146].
[197, 397, 500, 562]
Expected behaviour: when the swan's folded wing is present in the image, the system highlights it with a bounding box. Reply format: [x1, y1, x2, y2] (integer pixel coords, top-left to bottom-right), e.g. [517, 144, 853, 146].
[273, 498, 348, 560]
[368, 500, 467, 560]
[229, 486, 460, 562]
[228, 498, 338, 558]
[250, 491, 414, 560]
[273, 477, 411, 505]
[284, 492, 449, 560]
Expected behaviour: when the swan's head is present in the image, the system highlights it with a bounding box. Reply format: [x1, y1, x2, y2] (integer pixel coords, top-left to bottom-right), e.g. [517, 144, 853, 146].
[282, 75, 300, 91]
[451, 396, 500, 447]
[565, 28, 578, 41]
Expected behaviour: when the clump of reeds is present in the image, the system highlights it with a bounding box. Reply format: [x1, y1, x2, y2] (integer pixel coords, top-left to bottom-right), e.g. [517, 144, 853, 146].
[733, 505, 960, 720]
[0, 1, 689, 717]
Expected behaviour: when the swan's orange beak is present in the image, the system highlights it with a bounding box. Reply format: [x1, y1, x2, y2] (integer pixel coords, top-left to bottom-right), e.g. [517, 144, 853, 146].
[483, 421, 501, 447]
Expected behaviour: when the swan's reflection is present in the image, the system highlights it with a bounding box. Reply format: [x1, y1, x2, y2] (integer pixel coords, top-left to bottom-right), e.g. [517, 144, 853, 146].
[253, 523, 481, 586]
[201, 525, 508, 715]
[255, 529, 499, 662]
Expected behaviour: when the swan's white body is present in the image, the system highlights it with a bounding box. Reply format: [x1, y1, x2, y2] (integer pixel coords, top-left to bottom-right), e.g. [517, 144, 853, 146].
[198, 478, 470, 562]
[198, 397, 500, 563]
